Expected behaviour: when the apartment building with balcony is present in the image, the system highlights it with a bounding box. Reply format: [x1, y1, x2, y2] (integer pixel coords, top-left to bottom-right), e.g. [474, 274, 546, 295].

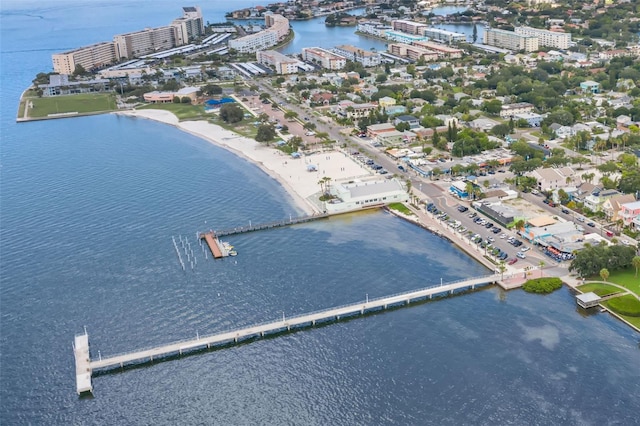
[302, 47, 346, 70]
[52, 42, 116, 74]
[333, 45, 381, 67]
[484, 28, 539, 52]
[514, 26, 571, 49]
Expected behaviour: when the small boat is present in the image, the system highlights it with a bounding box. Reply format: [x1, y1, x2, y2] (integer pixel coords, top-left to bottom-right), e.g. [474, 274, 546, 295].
[228, 250, 237, 256]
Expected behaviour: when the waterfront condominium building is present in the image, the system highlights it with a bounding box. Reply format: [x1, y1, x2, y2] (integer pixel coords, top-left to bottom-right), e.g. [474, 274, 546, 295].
[229, 14, 289, 53]
[52, 42, 116, 74]
[387, 43, 439, 62]
[418, 27, 467, 44]
[411, 41, 463, 59]
[256, 50, 301, 74]
[392, 19, 428, 35]
[171, 6, 205, 45]
[483, 28, 538, 52]
[333, 45, 381, 67]
[301, 47, 347, 70]
[384, 30, 429, 44]
[514, 26, 571, 49]
[114, 26, 180, 60]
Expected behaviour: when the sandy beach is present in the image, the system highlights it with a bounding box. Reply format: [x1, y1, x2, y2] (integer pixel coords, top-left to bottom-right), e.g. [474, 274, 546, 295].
[117, 109, 373, 215]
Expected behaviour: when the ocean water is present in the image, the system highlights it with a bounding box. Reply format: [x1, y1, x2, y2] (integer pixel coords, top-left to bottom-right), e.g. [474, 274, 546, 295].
[1, 2, 639, 425]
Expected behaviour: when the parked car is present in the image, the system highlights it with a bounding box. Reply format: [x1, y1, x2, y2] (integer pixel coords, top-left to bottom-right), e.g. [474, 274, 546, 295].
[516, 252, 526, 259]
[508, 258, 518, 265]
[561, 208, 570, 214]
[521, 247, 530, 252]
[500, 253, 509, 260]
[587, 222, 596, 227]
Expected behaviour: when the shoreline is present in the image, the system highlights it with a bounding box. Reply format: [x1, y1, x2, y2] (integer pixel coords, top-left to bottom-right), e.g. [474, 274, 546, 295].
[115, 109, 373, 216]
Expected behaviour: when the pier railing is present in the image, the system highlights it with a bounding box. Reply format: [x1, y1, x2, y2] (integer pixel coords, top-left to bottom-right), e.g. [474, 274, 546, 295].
[90, 274, 497, 365]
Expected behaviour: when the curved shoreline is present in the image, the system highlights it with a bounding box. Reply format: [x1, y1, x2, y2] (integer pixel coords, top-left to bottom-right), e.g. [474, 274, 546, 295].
[116, 109, 319, 215]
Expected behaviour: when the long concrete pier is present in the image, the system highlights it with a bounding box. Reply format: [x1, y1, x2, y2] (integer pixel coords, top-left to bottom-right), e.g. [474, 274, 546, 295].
[74, 274, 498, 394]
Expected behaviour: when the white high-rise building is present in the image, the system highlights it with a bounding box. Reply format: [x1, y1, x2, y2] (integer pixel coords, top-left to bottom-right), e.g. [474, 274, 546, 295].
[229, 14, 289, 53]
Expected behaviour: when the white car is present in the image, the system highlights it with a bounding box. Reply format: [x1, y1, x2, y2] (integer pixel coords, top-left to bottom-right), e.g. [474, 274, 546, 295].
[500, 233, 507, 239]
[521, 247, 530, 252]
[488, 237, 495, 242]
[305, 131, 316, 136]
[516, 252, 526, 259]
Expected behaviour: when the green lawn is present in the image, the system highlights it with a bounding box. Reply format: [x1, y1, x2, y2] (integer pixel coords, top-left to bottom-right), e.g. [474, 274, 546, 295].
[139, 103, 209, 121]
[577, 283, 622, 297]
[27, 93, 116, 118]
[603, 295, 640, 328]
[590, 267, 640, 297]
[388, 203, 413, 215]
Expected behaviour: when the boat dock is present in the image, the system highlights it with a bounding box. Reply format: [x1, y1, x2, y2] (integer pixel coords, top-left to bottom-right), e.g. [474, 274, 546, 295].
[199, 232, 225, 258]
[74, 274, 499, 394]
[73, 332, 92, 394]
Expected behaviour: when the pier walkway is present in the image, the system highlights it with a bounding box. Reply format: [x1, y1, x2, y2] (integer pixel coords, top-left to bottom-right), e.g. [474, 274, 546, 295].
[213, 213, 329, 237]
[75, 274, 498, 394]
[200, 232, 224, 258]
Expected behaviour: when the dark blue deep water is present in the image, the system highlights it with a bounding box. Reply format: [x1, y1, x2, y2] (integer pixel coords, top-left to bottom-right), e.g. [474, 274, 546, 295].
[1, 2, 639, 425]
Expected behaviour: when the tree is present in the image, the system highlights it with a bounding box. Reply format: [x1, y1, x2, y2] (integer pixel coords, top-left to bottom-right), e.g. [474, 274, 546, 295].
[498, 261, 507, 280]
[173, 96, 181, 104]
[219, 103, 244, 123]
[633, 256, 640, 278]
[181, 97, 191, 104]
[472, 23, 478, 43]
[255, 124, 276, 142]
[599, 268, 610, 282]
[539, 260, 545, 278]
[73, 64, 88, 76]
[482, 99, 502, 115]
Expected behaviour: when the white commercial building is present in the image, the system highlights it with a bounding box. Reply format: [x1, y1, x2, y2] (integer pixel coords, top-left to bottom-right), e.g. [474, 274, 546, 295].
[325, 179, 409, 214]
[484, 28, 539, 52]
[514, 26, 571, 49]
[302, 47, 346, 70]
[333, 45, 381, 67]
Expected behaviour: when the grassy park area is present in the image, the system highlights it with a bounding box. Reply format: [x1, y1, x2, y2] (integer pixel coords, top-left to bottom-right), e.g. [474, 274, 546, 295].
[576, 283, 622, 297]
[139, 103, 209, 121]
[24, 93, 117, 118]
[599, 268, 640, 297]
[388, 203, 414, 216]
[603, 296, 640, 328]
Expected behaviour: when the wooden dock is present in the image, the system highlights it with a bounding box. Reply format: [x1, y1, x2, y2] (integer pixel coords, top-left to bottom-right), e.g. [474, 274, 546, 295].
[200, 232, 224, 259]
[74, 274, 498, 394]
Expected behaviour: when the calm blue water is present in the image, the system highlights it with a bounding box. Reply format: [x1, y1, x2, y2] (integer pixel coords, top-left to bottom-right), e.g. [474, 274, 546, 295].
[1, 2, 639, 425]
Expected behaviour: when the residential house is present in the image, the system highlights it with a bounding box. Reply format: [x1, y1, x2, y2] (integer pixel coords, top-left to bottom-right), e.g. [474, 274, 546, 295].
[470, 117, 500, 132]
[579, 80, 600, 94]
[528, 166, 577, 192]
[513, 112, 543, 127]
[394, 115, 420, 129]
[584, 189, 622, 213]
[378, 96, 397, 108]
[602, 194, 637, 221]
[619, 200, 640, 229]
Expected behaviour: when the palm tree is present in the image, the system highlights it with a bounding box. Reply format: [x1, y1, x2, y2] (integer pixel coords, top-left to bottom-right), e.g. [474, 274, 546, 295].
[498, 261, 507, 281]
[599, 268, 610, 282]
[633, 256, 640, 278]
[538, 260, 545, 278]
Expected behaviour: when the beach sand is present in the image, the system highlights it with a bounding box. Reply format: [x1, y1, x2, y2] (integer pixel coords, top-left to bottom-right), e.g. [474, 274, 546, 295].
[117, 109, 373, 215]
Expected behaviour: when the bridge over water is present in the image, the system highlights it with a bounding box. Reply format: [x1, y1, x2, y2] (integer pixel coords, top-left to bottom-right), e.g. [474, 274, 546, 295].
[74, 274, 500, 394]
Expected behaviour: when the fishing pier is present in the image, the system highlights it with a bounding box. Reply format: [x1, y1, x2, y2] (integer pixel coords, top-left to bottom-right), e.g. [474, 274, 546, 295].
[74, 274, 498, 395]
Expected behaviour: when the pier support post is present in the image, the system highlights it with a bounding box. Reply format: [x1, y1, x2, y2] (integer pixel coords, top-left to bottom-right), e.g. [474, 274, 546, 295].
[430, 294, 433, 299]
[312, 320, 315, 326]
[287, 325, 290, 331]
[260, 331, 264, 337]
[336, 315, 340, 320]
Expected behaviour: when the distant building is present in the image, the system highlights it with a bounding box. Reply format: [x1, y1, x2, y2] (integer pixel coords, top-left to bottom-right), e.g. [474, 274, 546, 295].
[143, 86, 199, 103]
[333, 45, 381, 67]
[52, 42, 116, 75]
[229, 14, 289, 53]
[384, 30, 429, 44]
[357, 20, 392, 38]
[392, 19, 428, 35]
[484, 28, 538, 52]
[513, 112, 543, 127]
[619, 200, 640, 229]
[388, 43, 439, 62]
[418, 27, 467, 44]
[114, 26, 181, 60]
[302, 47, 346, 70]
[500, 102, 535, 118]
[256, 50, 300, 74]
[411, 41, 463, 59]
[580, 80, 600, 94]
[514, 26, 571, 49]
